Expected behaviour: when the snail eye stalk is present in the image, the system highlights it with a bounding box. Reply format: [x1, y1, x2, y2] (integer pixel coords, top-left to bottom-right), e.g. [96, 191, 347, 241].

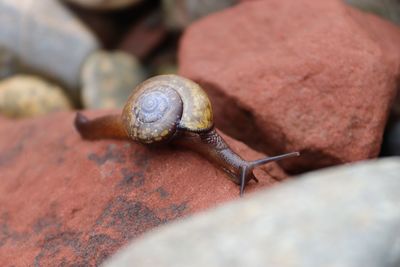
[240, 166, 247, 197]
[250, 152, 300, 168]
[239, 152, 300, 196]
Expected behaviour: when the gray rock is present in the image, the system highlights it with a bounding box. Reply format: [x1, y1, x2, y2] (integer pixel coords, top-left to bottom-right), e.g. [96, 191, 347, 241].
[104, 158, 400, 267]
[162, 0, 238, 30]
[0, 0, 99, 100]
[81, 50, 146, 109]
[346, 0, 400, 25]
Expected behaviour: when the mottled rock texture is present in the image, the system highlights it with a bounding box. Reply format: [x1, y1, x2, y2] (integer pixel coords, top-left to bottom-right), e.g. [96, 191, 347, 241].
[179, 0, 400, 173]
[104, 158, 400, 267]
[0, 111, 286, 266]
[0, 75, 72, 118]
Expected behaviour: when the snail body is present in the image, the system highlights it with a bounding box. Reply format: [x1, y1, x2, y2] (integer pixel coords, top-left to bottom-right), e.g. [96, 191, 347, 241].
[75, 74, 299, 195]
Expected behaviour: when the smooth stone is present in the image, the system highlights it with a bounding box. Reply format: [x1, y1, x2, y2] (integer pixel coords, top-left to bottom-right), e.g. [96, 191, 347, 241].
[346, 0, 400, 25]
[0, 75, 72, 118]
[162, 0, 238, 30]
[65, 0, 142, 10]
[0, 110, 287, 266]
[179, 0, 400, 173]
[104, 158, 400, 267]
[81, 50, 146, 109]
[0, 0, 99, 101]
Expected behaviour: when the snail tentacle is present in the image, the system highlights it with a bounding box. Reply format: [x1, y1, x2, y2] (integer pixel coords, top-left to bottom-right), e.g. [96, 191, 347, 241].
[239, 166, 247, 197]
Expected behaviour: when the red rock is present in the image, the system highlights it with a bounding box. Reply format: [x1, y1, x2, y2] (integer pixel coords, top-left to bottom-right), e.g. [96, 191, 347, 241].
[118, 10, 167, 60]
[0, 111, 286, 266]
[179, 0, 400, 173]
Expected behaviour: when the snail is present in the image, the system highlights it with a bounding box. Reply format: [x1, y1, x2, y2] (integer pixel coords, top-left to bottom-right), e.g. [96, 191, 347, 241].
[75, 75, 299, 195]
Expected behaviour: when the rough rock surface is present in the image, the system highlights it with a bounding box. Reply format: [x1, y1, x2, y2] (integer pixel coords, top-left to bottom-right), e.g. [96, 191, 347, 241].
[104, 158, 400, 267]
[179, 0, 400, 172]
[0, 0, 99, 100]
[0, 111, 286, 266]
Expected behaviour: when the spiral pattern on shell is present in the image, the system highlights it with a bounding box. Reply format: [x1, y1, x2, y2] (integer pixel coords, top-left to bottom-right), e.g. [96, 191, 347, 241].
[125, 86, 182, 144]
[136, 89, 174, 124]
[122, 74, 213, 144]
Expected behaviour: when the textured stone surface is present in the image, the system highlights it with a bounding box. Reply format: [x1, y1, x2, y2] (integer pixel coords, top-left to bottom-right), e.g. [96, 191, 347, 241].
[162, 0, 238, 30]
[0, 75, 72, 118]
[346, 0, 400, 25]
[65, 0, 142, 10]
[81, 50, 146, 109]
[179, 0, 400, 173]
[0, 0, 99, 100]
[0, 111, 286, 266]
[104, 158, 400, 267]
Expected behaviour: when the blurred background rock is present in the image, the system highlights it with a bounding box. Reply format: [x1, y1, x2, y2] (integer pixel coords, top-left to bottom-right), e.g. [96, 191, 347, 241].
[0, 75, 72, 118]
[81, 50, 146, 109]
[0, 0, 242, 117]
[0, 0, 99, 102]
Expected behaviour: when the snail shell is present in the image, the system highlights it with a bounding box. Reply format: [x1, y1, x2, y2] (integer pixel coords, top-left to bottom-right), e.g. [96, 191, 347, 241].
[122, 75, 213, 144]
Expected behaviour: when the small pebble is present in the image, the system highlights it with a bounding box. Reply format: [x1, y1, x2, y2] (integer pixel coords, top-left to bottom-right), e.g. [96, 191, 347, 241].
[0, 75, 72, 118]
[81, 50, 146, 109]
